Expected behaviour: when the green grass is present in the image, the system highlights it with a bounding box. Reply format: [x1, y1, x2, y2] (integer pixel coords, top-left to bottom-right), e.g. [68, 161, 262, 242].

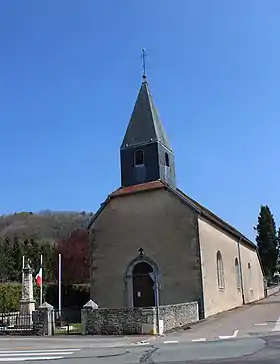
[54, 322, 82, 335]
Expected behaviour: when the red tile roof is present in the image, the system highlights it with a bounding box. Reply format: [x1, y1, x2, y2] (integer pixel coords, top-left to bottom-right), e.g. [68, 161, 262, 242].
[89, 179, 258, 255]
[110, 180, 165, 197]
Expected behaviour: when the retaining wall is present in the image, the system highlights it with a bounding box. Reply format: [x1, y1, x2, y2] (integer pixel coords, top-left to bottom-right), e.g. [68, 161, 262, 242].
[266, 285, 280, 297]
[81, 301, 199, 335]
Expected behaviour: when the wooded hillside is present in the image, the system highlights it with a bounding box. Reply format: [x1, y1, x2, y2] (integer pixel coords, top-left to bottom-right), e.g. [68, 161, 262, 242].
[0, 211, 93, 284]
[0, 211, 92, 241]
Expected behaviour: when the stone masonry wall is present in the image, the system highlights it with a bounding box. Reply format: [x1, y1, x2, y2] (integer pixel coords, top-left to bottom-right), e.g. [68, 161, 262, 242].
[82, 307, 156, 335]
[266, 285, 280, 297]
[159, 301, 199, 332]
[32, 310, 44, 336]
[82, 302, 199, 335]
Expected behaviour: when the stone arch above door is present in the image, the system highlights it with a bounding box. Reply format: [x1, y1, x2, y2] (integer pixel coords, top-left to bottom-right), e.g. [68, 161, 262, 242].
[124, 254, 160, 308]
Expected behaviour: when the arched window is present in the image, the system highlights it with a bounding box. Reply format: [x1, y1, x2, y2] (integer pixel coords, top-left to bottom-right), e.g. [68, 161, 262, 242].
[248, 262, 252, 289]
[235, 258, 241, 290]
[134, 150, 144, 166]
[216, 251, 225, 289]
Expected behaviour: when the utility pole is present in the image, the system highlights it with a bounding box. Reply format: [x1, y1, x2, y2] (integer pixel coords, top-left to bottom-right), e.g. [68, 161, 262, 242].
[237, 238, 245, 305]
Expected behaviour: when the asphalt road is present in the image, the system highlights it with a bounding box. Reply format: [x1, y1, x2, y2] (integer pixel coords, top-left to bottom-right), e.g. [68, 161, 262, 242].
[158, 290, 280, 343]
[0, 336, 279, 363]
[0, 292, 279, 363]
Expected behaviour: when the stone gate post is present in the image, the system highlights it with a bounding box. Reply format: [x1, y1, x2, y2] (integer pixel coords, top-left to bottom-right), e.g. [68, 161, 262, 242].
[38, 302, 54, 336]
[81, 300, 98, 335]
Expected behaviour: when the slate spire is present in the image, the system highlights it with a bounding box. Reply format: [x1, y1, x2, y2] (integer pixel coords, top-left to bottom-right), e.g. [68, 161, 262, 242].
[120, 69, 176, 189]
[121, 77, 172, 151]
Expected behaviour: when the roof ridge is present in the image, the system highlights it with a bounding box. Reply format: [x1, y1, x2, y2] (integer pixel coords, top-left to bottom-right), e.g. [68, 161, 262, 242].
[89, 181, 256, 251]
[121, 80, 171, 150]
[110, 180, 165, 197]
[174, 187, 255, 247]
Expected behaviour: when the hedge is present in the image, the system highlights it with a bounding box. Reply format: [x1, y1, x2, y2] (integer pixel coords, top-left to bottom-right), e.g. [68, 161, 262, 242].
[0, 283, 90, 312]
[0, 284, 22, 312]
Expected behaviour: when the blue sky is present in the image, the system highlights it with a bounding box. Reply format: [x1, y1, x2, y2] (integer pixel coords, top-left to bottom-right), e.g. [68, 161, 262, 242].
[0, 0, 280, 240]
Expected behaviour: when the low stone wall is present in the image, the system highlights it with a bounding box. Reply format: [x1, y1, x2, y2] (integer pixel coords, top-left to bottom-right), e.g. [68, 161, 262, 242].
[82, 301, 199, 335]
[267, 285, 280, 297]
[81, 307, 156, 335]
[159, 302, 199, 332]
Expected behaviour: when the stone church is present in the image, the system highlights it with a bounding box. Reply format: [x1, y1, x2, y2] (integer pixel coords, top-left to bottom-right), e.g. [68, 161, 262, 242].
[88, 74, 264, 319]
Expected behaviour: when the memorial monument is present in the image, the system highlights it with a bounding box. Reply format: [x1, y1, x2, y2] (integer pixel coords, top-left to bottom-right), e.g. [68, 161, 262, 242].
[17, 259, 36, 326]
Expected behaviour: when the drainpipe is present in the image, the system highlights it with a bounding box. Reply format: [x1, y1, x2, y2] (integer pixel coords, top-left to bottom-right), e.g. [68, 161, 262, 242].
[237, 237, 245, 305]
[154, 274, 160, 335]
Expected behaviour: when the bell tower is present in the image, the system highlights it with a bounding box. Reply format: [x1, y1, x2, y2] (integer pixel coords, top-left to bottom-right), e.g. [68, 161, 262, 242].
[120, 52, 176, 188]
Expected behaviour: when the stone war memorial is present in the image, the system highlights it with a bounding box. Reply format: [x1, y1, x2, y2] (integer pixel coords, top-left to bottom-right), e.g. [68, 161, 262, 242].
[18, 259, 36, 327]
[0, 259, 54, 336]
[85, 64, 265, 335]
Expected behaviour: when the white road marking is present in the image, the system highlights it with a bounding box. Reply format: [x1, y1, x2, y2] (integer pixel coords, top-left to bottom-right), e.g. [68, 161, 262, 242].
[163, 340, 179, 344]
[0, 348, 80, 362]
[0, 356, 64, 362]
[0, 352, 75, 357]
[219, 336, 232, 340]
[192, 338, 206, 342]
[219, 336, 232, 339]
[255, 323, 267, 326]
[0, 349, 80, 354]
[219, 329, 239, 339]
[134, 341, 150, 345]
[91, 342, 133, 348]
[273, 316, 280, 331]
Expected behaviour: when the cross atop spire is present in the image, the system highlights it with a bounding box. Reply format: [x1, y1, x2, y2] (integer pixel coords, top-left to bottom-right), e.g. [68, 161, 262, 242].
[119, 52, 176, 188]
[141, 49, 147, 80]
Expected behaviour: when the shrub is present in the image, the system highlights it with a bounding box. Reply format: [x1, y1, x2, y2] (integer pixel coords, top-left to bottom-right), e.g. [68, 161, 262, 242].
[0, 283, 89, 312]
[0, 284, 21, 312]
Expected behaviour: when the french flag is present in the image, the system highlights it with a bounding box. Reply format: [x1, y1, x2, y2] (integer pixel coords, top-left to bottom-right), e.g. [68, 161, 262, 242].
[35, 267, 42, 288]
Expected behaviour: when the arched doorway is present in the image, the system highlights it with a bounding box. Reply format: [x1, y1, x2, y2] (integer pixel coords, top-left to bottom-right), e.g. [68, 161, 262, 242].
[132, 262, 155, 307]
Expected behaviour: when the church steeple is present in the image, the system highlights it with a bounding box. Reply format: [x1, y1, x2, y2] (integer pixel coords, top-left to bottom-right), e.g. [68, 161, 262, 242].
[120, 61, 176, 188]
[120, 78, 172, 151]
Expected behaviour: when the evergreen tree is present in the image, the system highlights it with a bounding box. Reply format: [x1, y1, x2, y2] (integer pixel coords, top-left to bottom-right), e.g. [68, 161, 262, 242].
[276, 227, 280, 272]
[10, 236, 23, 282]
[255, 205, 278, 279]
[0, 234, 57, 283]
[23, 238, 30, 258]
[28, 238, 40, 268]
[0, 237, 13, 281]
[40, 241, 56, 282]
[0, 237, 6, 282]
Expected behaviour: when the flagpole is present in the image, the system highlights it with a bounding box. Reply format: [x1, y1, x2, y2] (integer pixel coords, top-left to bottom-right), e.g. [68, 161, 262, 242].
[58, 253, 62, 317]
[22, 255, 25, 283]
[40, 254, 43, 306]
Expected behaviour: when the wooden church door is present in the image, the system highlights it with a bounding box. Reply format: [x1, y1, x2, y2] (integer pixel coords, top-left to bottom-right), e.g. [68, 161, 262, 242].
[132, 262, 155, 307]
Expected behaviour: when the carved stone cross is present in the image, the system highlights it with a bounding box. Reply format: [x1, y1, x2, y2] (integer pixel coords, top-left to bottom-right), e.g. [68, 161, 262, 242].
[138, 248, 144, 256]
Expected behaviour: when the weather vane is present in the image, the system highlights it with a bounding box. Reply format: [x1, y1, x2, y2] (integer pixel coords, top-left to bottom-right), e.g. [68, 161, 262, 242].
[141, 49, 147, 79]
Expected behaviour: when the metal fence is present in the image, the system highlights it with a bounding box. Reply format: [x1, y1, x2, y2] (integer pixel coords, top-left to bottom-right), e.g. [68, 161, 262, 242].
[52, 309, 81, 335]
[0, 312, 34, 335]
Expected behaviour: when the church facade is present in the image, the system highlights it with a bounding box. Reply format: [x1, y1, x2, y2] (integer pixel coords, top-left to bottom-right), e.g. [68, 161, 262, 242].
[88, 75, 264, 319]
